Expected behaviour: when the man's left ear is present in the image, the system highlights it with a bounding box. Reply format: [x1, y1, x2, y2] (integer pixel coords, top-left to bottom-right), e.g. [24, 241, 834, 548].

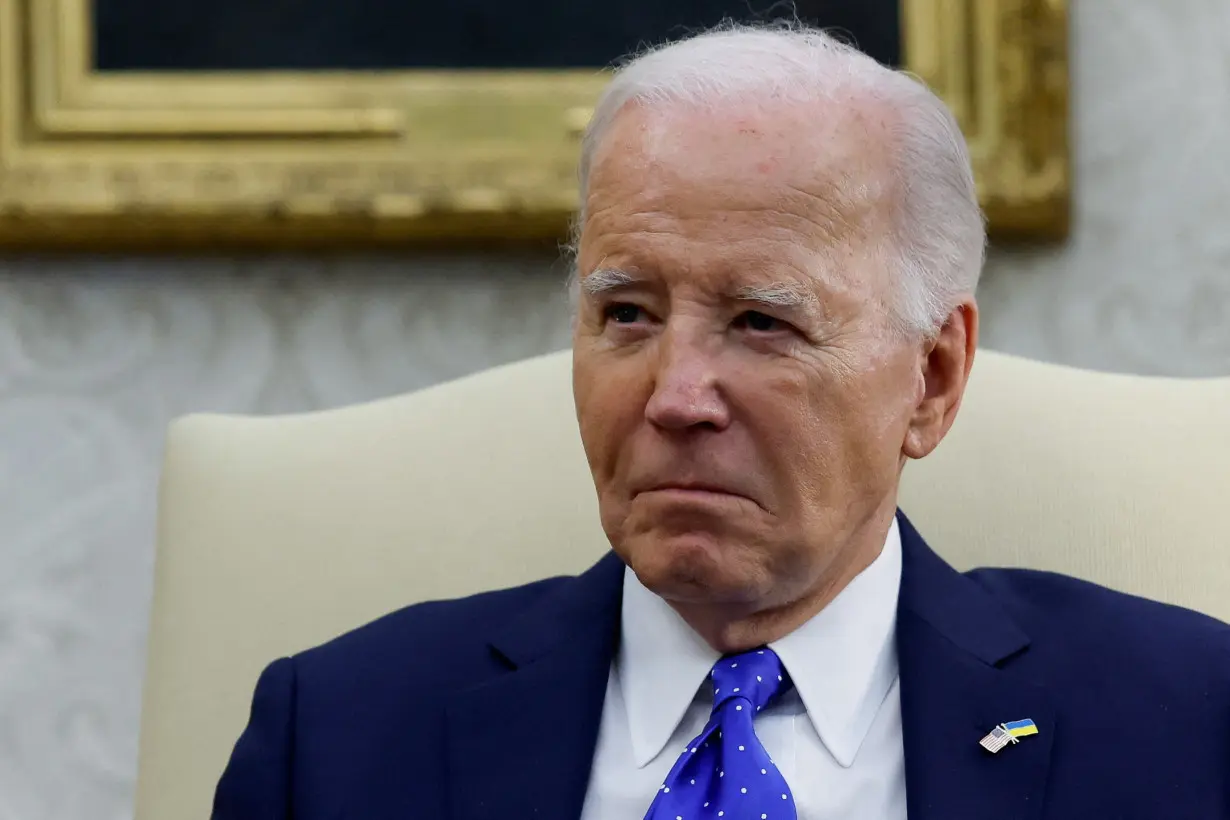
[903, 299, 978, 460]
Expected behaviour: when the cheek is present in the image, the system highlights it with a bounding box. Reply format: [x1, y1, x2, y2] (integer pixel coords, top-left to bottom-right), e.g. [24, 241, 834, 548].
[816, 366, 916, 494]
[736, 366, 835, 484]
[748, 363, 893, 498]
[573, 353, 649, 475]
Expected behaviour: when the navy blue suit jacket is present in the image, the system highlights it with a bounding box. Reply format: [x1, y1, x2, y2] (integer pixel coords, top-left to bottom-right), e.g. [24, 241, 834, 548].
[214, 512, 1230, 819]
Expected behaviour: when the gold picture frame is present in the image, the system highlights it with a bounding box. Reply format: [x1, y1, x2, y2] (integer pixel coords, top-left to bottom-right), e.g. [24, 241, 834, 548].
[0, 0, 1068, 249]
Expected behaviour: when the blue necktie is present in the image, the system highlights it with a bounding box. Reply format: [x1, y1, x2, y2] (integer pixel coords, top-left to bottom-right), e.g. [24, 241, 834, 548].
[644, 648, 797, 820]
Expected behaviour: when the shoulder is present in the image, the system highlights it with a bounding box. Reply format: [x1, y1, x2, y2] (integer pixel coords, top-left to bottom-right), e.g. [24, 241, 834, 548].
[964, 567, 1230, 796]
[291, 573, 573, 687]
[967, 566, 1230, 682]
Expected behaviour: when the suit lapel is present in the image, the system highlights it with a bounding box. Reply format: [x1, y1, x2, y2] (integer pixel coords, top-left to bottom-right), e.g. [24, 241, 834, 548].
[446, 552, 624, 820]
[896, 512, 1055, 820]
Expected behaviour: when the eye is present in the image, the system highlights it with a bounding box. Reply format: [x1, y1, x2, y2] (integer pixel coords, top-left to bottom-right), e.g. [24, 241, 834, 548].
[734, 310, 787, 333]
[603, 303, 644, 324]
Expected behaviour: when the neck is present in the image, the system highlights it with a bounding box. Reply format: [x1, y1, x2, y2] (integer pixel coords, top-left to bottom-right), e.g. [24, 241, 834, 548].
[670, 505, 897, 654]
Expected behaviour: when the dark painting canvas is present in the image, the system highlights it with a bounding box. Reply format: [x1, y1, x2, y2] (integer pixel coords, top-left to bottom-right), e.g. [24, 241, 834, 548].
[93, 0, 900, 72]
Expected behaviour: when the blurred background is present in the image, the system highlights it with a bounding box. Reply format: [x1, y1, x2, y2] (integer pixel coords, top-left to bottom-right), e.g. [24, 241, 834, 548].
[1, 1, 1229, 818]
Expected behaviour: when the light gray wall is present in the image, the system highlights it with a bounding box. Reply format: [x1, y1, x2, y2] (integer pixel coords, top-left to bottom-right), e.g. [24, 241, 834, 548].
[2, 2, 1229, 817]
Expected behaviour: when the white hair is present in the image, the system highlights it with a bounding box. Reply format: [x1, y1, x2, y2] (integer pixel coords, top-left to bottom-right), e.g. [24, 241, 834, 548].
[568, 21, 986, 338]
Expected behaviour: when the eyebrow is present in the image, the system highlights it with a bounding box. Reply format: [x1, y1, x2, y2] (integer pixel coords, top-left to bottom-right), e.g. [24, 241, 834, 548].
[581, 269, 815, 302]
[578, 267, 642, 296]
[578, 267, 825, 324]
[733, 282, 818, 312]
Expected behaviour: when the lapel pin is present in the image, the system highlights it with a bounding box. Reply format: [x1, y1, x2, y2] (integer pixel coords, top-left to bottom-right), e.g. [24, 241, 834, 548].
[979, 719, 1039, 754]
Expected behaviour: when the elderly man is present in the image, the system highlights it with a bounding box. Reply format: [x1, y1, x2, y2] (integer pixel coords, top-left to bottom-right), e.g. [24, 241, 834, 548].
[214, 24, 1230, 820]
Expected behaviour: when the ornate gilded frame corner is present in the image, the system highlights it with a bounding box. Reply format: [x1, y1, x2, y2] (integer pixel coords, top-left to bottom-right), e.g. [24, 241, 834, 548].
[0, 0, 1068, 249]
[904, 0, 1069, 240]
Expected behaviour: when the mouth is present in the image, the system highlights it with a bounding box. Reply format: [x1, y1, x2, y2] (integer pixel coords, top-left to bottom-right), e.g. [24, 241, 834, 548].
[636, 483, 757, 506]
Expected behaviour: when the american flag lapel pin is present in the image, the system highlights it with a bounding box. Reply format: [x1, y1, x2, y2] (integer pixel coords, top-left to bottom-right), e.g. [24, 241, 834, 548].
[979, 719, 1039, 754]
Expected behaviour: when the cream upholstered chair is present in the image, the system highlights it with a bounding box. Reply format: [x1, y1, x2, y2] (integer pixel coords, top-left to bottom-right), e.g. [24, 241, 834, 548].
[134, 348, 1230, 819]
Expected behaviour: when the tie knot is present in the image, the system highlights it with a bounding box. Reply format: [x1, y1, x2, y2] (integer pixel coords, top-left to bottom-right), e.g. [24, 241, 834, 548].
[708, 647, 791, 713]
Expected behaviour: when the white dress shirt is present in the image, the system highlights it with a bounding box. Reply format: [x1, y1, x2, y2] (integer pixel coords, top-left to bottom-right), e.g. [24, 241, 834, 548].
[580, 518, 907, 819]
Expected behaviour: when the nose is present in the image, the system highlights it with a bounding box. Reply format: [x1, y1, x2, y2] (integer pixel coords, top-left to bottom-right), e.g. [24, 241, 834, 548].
[643, 331, 731, 432]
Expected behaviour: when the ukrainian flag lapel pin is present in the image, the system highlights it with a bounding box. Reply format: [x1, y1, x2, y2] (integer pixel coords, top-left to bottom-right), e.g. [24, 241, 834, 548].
[979, 719, 1039, 754]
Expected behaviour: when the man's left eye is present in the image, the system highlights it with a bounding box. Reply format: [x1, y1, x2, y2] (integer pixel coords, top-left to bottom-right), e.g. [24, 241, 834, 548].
[735, 311, 784, 333]
[603, 303, 643, 324]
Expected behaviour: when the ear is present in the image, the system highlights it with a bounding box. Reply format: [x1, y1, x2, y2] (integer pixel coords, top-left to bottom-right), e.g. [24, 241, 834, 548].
[902, 299, 978, 460]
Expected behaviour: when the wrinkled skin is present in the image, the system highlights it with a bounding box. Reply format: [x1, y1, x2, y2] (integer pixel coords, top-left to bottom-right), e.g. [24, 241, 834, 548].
[572, 98, 977, 652]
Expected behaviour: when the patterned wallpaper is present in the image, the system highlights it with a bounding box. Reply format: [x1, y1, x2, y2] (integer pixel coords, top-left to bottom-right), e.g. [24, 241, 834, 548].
[1, 1, 1229, 817]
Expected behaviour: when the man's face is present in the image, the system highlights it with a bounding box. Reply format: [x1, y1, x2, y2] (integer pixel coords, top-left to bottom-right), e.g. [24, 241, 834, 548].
[572, 101, 927, 612]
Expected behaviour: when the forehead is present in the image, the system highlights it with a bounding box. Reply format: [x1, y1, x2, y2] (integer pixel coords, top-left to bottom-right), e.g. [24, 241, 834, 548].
[578, 99, 897, 291]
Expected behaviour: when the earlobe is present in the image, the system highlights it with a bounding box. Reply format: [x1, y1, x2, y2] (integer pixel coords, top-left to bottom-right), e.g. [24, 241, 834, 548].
[901, 426, 928, 461]
[902, 396, 944, 460]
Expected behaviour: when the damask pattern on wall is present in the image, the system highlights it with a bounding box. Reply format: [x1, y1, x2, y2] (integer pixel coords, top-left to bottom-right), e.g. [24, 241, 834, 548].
[0, 255, 576, 820]
[0, 2, 1228, 818]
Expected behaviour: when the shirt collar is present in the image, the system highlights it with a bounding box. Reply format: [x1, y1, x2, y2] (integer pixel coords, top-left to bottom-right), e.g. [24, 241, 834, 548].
[618, 517, 902, 769]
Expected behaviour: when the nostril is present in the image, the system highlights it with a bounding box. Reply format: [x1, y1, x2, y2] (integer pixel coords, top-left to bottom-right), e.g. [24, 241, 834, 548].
[646, 392, 728, 432]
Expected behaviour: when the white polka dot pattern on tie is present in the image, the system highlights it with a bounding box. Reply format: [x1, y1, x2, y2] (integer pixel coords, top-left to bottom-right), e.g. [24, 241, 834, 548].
[642, 647, 797, 820]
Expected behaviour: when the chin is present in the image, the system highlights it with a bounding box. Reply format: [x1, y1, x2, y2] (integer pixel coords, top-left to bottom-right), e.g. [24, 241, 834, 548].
[623, 532, 766, 604]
